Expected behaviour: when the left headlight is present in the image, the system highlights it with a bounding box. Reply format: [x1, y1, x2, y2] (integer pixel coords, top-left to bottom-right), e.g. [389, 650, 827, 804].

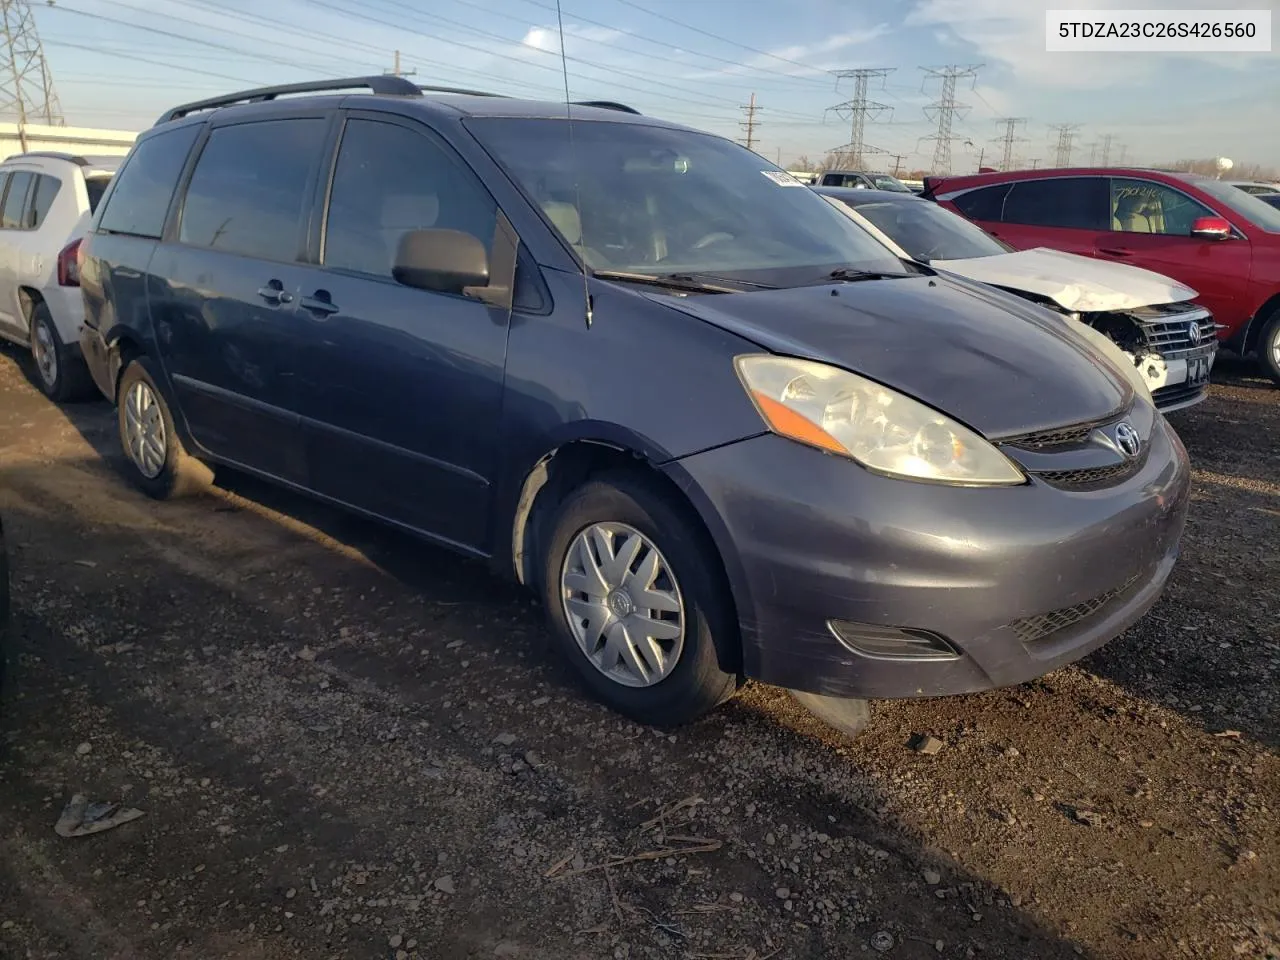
[735, 354, 1025, 486]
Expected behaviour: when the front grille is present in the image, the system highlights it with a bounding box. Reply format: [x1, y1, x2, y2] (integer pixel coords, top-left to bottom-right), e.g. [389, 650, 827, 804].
[1009, 573, 1141, 644]
[1152, 380, 1210, 409]
[1137, 312, 1216, 361]
[1004, 423, 1094, 450]
[1033, 457, 1144, 490]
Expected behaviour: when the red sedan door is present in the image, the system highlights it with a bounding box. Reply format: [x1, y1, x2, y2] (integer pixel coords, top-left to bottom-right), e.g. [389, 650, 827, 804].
[1098, 177, 1254, 339]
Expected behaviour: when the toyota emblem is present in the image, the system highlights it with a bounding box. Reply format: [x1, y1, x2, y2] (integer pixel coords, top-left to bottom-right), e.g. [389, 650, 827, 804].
[1114, 421, 1142, 458]
[1187, 320, 1202, 346]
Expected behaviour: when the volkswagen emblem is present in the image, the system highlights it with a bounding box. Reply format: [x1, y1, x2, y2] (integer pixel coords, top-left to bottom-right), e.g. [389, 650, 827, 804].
[1114, 421, 1142, 458]
[1187, 321, 1202, 346]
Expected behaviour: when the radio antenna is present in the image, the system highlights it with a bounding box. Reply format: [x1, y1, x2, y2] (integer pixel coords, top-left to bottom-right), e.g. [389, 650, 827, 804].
[555, 0, 592, 328]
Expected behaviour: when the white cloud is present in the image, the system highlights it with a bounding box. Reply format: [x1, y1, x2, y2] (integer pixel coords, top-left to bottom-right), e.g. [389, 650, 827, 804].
[681, 25, 892, 81]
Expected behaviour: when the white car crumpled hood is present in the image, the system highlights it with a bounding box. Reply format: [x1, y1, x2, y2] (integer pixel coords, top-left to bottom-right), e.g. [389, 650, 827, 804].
[931, 247, 1198, 313]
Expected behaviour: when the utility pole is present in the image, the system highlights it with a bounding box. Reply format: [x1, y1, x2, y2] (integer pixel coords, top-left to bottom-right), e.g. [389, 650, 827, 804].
[1029, 158, 1040, 169]
[991, 117, 1029, 171]
[920, 64, 982, 175]
[739, 92, 761, 152]
[0, 0, 62, 145]
[1117, 143, 1129, 166]
[384, 50, 416, 79]
[1100, 133, 1114, 167]
[826, 67, 894, 169]
[974, 146, 986, 171]
[888, 152, 908, 176]
[1048, 123, 1081, 167]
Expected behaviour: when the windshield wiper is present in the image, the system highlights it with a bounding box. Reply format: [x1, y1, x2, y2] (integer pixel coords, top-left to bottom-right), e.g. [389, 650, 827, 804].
[827, 267, 915, 282]
[592, 270, 764, 294]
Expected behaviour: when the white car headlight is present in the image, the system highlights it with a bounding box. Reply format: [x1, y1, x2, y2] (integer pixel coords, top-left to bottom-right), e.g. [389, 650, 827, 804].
[735, 355, 1025, 486]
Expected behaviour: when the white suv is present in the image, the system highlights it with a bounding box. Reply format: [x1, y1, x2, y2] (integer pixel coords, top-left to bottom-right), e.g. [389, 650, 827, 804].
[0, 151, 121, 400]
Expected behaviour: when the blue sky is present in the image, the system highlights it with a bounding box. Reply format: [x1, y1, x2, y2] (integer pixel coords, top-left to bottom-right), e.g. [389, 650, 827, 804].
[37, 0, 1280, 172]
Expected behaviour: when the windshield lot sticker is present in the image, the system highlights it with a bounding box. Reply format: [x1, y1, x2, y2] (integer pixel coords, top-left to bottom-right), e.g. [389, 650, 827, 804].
[761, 170, 806, 186]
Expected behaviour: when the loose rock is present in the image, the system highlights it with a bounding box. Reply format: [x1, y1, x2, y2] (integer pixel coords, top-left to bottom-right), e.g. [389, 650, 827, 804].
[907, 734, 945, 755]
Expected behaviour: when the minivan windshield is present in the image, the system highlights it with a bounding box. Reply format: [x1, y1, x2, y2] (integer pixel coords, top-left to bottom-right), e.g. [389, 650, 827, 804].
[1192, 177, 1280, 233]
[838, 196, 1010, 261]
[467, 117, 908, 286]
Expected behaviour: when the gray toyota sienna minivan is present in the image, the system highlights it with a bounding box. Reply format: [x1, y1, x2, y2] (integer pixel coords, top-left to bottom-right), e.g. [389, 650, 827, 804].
[77, 77, 1190, 733]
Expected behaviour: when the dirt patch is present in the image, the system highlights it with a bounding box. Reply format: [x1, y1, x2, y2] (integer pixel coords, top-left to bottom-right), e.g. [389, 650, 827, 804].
[1, 346, 1277, 960]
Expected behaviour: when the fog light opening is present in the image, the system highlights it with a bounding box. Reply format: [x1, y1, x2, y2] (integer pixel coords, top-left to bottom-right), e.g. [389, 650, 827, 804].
[826, 620, 960, 662]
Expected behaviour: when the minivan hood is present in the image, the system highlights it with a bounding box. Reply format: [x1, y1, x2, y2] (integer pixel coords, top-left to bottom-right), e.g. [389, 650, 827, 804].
[653, 274, 1129, 439]
[931, 247, 1198, 312]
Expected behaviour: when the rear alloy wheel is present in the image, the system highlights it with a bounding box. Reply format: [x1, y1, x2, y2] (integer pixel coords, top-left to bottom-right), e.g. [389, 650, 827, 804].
[29, 301, 94, 402]
[116, 358, 213, 500]
[1259, 310, 1280, 386]
[540, 473, 738, 726]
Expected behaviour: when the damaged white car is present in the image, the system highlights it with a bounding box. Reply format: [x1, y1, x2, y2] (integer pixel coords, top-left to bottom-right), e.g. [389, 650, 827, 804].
[816, 186, 1217, 412]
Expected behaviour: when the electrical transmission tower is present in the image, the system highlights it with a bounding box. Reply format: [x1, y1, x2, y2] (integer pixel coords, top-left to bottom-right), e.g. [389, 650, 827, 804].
[384, 50, 416, 79]
[826, 67, 894, 169]
[991, 117, 1029, 171]
[1100, 133, 1114, 167]
[739, 92, 761, 153]
[0, 0, 62, 136]
[920, 64, 982, 174]
[1049, 123, 1081, 167]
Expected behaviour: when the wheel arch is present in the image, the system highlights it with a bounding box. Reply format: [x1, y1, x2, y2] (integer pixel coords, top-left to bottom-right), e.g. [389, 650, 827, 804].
[1242, 292, 1280, 354]
[506, 433, 746, 673]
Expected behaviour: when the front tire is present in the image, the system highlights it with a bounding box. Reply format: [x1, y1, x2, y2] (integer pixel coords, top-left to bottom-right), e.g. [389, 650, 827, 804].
[116, 358, 213, 500]
[1258, 309, 1280, 386]
[29, 302, 94, 402]
[539, 472, 739, 726]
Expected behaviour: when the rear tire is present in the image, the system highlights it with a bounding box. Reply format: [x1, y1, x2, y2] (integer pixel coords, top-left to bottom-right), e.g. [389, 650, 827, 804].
[1258, 309, 1280, 386]
[29, 301, 94, 403]
[539, 472, 739, 726]
[116, 358, 213, 500]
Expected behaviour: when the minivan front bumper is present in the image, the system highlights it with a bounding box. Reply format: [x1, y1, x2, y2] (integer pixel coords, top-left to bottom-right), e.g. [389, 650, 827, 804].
[664, 418, 1190, 700]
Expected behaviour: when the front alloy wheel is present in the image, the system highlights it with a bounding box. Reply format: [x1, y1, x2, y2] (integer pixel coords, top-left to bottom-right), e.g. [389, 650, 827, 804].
[541, 473, 739, 726]
[560, 522, 685, 688]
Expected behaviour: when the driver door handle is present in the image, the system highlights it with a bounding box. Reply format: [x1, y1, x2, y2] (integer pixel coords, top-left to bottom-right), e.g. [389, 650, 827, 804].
[257, 281, 293, 305]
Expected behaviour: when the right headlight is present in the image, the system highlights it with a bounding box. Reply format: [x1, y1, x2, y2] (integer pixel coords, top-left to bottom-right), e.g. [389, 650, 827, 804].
[735, 355, 1025, 486]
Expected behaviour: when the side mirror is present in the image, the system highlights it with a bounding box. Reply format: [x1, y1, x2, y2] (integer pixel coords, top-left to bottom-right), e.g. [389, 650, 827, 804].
[1190, 215, 1232, 240]
[393, 229, 490, 294]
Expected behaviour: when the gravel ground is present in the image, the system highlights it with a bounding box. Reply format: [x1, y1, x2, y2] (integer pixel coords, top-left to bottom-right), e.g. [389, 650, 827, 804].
[0, 343, 1277, 960]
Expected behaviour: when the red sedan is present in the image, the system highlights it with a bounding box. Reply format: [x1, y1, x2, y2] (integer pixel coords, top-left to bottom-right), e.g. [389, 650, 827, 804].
[923, 168, 1280, 384]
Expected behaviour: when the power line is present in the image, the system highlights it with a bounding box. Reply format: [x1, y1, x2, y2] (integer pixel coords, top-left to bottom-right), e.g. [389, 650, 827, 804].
[826, 67, 893, 169]
[739, 92, 760, 152]
[0, 0, 62, 135]
[920, 64, 982, 175]
[1048, 123, 1081, 167]
[991, 117, 1028, 171]
[608, 0, 841, 77]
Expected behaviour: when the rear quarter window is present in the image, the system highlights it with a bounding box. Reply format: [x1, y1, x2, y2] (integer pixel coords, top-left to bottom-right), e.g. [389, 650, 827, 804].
[951, 183, 1011, 222]
[85, 176, 112, 214]
[98, 124, 201, 239]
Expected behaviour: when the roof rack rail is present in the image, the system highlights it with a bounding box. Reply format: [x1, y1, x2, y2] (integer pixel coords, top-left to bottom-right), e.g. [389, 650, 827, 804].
[418, 84, 508, 98]
[572, 100, 641, 115]
[6, 150, 91, 165]
[156, 75, 422, 124]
